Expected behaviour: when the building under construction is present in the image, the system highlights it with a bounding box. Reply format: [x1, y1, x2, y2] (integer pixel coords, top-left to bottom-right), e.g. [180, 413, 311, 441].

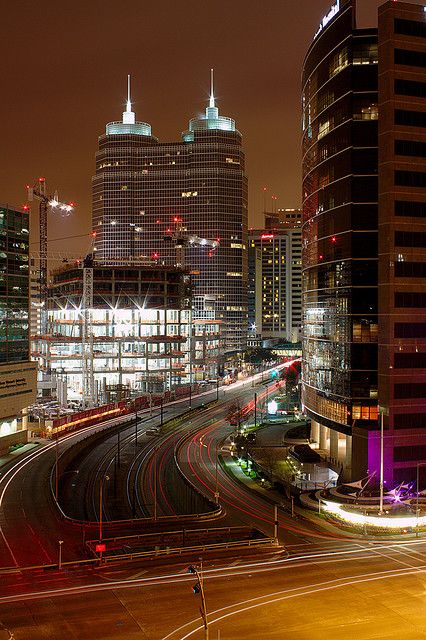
[34, 259, 222, 405]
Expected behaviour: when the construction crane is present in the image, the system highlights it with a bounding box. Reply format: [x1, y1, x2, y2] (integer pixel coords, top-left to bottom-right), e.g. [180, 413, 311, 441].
[163, 217, 220, 394]
[27, 177, 75, 332]
[163, 217, 219, 267]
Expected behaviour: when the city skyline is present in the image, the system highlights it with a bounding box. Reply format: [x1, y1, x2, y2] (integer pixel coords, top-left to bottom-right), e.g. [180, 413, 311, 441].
[1, 0, 413, 257]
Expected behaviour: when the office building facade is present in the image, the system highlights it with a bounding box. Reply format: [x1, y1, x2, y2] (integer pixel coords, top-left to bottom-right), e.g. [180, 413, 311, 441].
[0, 204, 37, 452]
[303, 0, 426, 484]
[378, 1, 426, 486]
[92, 85, 248, 353]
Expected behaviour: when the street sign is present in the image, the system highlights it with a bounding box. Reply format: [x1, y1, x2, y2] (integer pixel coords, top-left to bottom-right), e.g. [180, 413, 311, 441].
[95, 543, 106, 553]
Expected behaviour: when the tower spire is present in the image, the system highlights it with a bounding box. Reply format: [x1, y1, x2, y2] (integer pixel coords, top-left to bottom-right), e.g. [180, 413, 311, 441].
[209, 68, 215, 108]
[127, 74, 131, 112]
[123, 74, 135, 125]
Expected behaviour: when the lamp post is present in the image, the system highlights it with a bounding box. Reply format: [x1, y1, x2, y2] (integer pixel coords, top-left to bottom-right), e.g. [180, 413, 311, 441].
[99, 474, 110, 543]
[55, 432, 59, 501]
[188, 562, 209, 639]
[379, 409, 384, 515]
[215, 443, 220, 505]
[153, 447, 158, 521]
[58, 540, 64, 570]
[254, 392, 257, 428]
[416, 462, 426, 537]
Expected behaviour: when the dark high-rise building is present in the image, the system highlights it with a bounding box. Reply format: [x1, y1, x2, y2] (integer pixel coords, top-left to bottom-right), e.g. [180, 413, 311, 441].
[302, 0, 379, 481]
[92, 78, 248, 353]
[0, 204, 36, 451]
[303, 0, 426, 484]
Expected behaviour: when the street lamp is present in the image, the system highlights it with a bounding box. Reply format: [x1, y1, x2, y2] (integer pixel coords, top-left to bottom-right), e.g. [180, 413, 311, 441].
[99, 474, 110, 543]
[416, 462, 426, 536]
[188, 562, 209, 639]
[58, 540, 64, 571]
[215, 443, 220, 505]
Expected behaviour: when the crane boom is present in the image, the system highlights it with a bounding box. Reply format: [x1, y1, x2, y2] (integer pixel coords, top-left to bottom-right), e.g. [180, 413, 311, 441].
[27, 177, 74, 333]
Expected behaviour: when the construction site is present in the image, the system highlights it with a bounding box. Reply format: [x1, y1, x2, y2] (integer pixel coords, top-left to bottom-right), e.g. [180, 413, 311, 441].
[28, 178, 224, 408]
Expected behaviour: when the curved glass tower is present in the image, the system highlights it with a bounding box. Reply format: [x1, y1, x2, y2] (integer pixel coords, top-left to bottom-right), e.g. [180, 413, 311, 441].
[302, 0, 379, 479]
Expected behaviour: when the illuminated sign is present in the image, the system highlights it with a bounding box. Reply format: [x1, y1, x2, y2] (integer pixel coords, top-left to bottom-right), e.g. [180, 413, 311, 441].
[314, 0, 340, 39]
[268, 400, 278, 415]
[95, 543, 106, 552]
[261, 234, 274, 240]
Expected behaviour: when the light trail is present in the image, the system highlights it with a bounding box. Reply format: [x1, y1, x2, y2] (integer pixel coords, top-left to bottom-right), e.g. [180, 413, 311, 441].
[161, 563, 426, 640]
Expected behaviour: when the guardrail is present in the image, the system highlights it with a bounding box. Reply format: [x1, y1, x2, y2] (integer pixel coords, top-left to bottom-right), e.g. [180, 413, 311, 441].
[0, 536, 275, 575]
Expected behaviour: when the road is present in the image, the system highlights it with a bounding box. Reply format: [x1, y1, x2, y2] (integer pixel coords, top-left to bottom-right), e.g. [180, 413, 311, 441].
[0, 370, 290, 570]
[0, 538, 426, 638]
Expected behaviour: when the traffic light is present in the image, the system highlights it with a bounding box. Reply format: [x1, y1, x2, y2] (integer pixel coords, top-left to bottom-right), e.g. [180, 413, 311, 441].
[192, 582, 201, 594]
[271, 368, 279, 379]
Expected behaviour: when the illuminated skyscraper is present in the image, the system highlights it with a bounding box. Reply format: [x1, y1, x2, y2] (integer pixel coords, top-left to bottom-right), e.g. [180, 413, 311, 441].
[92, 75, 248, 353]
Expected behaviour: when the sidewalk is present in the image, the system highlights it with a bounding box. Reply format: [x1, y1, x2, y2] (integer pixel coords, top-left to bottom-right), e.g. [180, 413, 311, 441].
[0, 438, 47, 471]
[221, 449, 359, 539]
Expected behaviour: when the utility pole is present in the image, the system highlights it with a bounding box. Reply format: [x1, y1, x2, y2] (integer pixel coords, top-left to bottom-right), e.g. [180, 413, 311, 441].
[58, 540, 64, 571]
[274, 504, 279, 545]
[55, 432, 59, 501]
[153, 447, 158, 521]
[254, 392, 257, 428]
[215, 443, 220, 505]
[99, 475, 110, 544]
[379, 408, 385, 515]
[188, 562, 209, 639]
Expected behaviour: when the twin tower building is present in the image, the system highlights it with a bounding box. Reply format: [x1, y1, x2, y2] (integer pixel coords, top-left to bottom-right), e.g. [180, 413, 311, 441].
[91, 75, 248, 354]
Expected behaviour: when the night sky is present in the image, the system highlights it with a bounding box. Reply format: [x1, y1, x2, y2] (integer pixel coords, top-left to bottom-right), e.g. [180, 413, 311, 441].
[2, 0, 425, 256]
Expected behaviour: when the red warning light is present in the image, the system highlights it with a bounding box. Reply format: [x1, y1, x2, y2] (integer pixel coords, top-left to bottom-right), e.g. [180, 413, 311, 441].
[331, 236, 336, 243]
[38, 177, 46, 183]
[156, 219, 161, 224]
[91, 231, 97, 238]
[165, 227, 172, 234]
[173, 216, 182, 223]
[69, 202, 76, 208]
[22, 204, 30, 211]
[151, 252, 159, 260]
[319, 254, 324, 260]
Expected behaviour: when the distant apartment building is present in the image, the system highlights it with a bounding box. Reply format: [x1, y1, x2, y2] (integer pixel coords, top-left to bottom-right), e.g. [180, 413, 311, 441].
[0, 204, 37, 452]
[265, 208, 302, 231]
[249, 220, 302, 344]
[302, 0, 426, 484]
